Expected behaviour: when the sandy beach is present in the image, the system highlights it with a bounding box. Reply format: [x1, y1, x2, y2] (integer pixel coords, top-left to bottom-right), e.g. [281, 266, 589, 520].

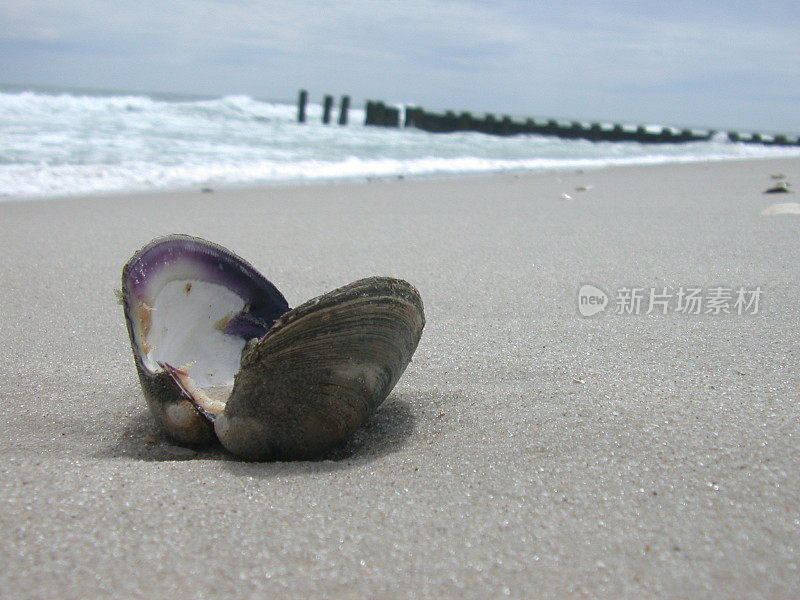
[1, 158, 799, 598]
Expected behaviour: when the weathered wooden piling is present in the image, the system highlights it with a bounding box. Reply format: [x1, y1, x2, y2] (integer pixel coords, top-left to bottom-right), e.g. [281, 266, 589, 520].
[404, 106, 421, 128]
[458, 112, 474, 131]
[481, 114, 497, 135]
[384, 106, 400, 127]
[566, 121, 583, 139]
[438, 111, 454, 132]
[634, 126, 650, 143]
[365, 101, 376, 125]
[358, 93, 796, 145]
[543, 120, 558, 136]
[523, 119, 536, 135]
[364, 100, 402, 128]
[659, 128, 676, 143]
[586, 123, 603, 141]
[338, 95, 350, 125]
[297, 89, 308, 123]
[499, 116, 513, 136]
[322, 95, 334, 124]
[366, 101, 384, 126]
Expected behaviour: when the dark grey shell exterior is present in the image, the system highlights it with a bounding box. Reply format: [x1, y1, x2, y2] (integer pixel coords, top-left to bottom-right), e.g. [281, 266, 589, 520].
[122, 235, 425, 460]
[215, 276, 425, 460]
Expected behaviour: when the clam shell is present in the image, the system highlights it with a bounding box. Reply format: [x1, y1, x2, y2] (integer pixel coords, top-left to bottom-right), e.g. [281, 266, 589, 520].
[121, 235, 425, 460]
[215, 276, 425, 460]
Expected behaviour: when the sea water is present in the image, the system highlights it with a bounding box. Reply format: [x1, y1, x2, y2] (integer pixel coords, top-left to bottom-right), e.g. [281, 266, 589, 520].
[2, 87, 799, 200]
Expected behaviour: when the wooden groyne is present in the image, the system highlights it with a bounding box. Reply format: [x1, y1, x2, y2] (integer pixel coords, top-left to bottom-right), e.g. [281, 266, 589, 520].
[298, 91, 799, 146]
[398, 107, 716, 144]
[366, 99, 800, 146]
[725, 131, 799, 146]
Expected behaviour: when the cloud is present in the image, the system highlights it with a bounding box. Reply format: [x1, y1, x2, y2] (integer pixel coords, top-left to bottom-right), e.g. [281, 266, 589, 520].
[1, 1, 798, 129]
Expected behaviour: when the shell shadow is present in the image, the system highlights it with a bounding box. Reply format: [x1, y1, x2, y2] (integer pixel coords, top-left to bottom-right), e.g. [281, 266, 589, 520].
[101, 394, 417, 468]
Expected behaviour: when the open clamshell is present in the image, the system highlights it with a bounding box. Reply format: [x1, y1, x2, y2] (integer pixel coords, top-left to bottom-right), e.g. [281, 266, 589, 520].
[122, 234, 425, 460]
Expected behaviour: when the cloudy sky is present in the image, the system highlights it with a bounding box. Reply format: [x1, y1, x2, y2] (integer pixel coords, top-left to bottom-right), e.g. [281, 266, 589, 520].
[2, 1, 798, 131]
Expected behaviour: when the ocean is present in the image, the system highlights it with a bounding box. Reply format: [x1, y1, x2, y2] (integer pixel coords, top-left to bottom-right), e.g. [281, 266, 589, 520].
[2, 87, 799, 200]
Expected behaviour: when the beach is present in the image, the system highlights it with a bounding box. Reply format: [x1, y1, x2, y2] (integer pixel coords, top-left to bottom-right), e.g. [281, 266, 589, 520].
[1, 158, 799, 598]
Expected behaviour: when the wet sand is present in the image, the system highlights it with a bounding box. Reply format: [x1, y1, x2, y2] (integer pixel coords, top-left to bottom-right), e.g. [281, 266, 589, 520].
[1, 158, 799, 598]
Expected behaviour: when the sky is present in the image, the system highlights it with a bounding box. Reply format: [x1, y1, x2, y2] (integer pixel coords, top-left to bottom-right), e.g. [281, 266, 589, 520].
[2, 1, 799, 132]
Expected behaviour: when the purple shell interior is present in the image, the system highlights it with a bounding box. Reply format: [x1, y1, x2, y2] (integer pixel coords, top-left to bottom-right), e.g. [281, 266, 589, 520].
[125, 235, 290, 341]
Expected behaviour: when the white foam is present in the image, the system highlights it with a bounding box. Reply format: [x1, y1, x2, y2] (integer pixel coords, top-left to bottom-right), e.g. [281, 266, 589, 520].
[2, 89, 799, 199]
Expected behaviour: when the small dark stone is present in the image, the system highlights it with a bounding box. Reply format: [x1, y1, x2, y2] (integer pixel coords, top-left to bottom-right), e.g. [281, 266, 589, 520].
[764, 182, 790, 194]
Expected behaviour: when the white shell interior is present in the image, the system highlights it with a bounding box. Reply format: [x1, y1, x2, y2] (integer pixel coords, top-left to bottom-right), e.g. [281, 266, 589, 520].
[139, 278, 247, 390]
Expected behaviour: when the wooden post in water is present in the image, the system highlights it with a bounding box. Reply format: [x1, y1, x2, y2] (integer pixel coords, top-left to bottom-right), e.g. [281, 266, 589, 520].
[634, 126, 650, 143]
[404, 106, 420, 128]
[322, 95, 334, 124]
[658, 128, 675, 143]
[338, 95, 350, 125]
[297, 89, 308, 123]
[374, 102, 386, 126]
[482, 113, 496, 135]
[384, 106, 400, 127]
[568, 121, 583, 139]
[500, 116, 514, 136]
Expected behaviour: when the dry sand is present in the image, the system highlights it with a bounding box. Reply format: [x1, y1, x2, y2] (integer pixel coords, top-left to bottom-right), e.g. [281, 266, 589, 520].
[1, 158, 799, 598]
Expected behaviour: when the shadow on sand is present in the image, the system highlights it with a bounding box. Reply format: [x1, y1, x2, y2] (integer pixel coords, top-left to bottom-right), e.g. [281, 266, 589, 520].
[99, 393, 420, 472]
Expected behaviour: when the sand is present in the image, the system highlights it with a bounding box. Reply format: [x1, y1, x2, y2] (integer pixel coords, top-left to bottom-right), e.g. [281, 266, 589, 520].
[1, 158, 799, 598]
